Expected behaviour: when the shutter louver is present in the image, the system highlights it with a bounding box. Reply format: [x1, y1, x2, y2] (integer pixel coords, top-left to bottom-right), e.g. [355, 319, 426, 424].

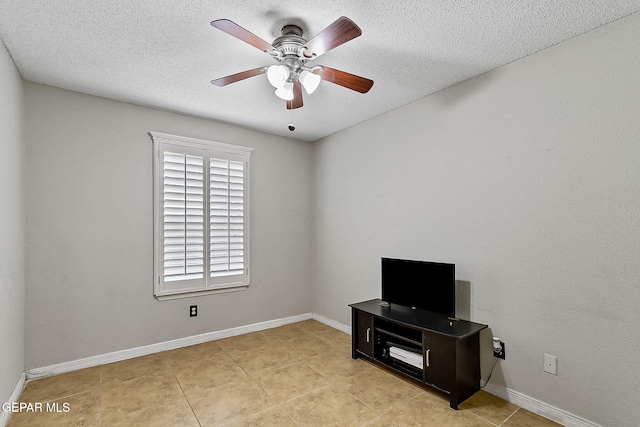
[210, 158, 245, 277]
[163, 152, 205, 282]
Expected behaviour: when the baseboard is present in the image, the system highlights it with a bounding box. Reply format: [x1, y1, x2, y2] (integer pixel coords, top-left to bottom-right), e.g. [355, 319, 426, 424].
[483, 383, 602, 427]
[312, 313, 351, 334]
[0, 371, 27, 427]
[26, 312, 312, 381]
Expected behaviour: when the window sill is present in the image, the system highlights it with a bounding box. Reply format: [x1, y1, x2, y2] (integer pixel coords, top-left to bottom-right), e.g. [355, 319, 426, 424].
[155, 284, 249, 301]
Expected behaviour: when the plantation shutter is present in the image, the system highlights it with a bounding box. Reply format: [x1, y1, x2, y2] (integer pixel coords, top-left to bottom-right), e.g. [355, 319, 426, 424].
[209, 158, 245, 280]
[151, 132, 252, 300]
[163, 151, 205, 284]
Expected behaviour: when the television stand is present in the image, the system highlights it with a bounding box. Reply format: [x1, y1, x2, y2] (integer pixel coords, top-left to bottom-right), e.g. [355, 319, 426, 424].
[349, 299, 488, 409]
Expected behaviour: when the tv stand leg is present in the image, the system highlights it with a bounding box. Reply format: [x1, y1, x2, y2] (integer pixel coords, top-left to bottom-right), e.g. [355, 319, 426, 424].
[449, 387, 459, 410]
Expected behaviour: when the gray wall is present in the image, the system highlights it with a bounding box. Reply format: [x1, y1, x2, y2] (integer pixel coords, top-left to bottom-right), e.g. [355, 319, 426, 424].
[24, 83, 313, 368]
[0, 42, 25, 402]
[312, 11, 640, 427]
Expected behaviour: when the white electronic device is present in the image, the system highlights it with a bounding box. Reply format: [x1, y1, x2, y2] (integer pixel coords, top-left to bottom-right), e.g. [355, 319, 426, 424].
[389, 346, 423, 370]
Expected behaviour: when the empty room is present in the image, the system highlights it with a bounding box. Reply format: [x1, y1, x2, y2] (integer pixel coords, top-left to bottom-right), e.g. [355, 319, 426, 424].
[1, 1, 639, 426]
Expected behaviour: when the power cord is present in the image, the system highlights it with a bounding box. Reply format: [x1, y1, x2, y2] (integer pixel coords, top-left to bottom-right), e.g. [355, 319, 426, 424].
[480, 357, 500, 388]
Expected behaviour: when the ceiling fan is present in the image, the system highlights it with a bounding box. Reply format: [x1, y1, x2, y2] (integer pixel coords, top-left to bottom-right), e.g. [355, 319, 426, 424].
[210, 17, 374, 110]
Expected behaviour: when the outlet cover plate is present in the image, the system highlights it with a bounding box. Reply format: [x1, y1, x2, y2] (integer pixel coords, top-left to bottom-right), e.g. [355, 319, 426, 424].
[493, 342, 505, 359]
[544, 353, 557, 375]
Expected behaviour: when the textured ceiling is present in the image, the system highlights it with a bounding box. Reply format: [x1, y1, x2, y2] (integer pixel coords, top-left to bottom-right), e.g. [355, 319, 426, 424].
[1, 1, 639, 141]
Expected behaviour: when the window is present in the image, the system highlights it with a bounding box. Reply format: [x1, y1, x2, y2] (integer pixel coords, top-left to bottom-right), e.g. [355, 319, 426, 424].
[150, 132, 253, 300]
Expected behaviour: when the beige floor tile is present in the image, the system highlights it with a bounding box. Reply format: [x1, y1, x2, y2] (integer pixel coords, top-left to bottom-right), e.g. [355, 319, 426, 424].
[259, 323, 306, 342]
[17, 367, 100, 404]
[314, 327, 352, 347]
[276, 333, 331, 360]
[102, 370, 184, 415]
[101, 352, 171, 384]
[295, 319, 332, 334]
[335, 365, 424, 413]
[6, 389, 101, 426]
[102, 395, 198, 426]
[385, 392, 493, 426]
[223, 406, 297, 427]
[172, 352, 249, 399]
[164, 340, 225, 366]
[189, 378, 277, 427]
[280, 384, 380, 427]
[251, 361, 331, 403]
[231, 343, 297, 375]
[217, 332, 270, 359]
[360, 413, 402, 427]
[458, 389, 520, 425]
[305, 350, 373, 382]
[502, 408, 564, 426]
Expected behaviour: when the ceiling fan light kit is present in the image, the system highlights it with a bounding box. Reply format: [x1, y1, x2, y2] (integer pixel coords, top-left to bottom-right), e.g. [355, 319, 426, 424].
[267, 64, 289, 88]
[210, 16, 374, 119]
[299, 70, 321, 94]
[275, 81, 294, 100]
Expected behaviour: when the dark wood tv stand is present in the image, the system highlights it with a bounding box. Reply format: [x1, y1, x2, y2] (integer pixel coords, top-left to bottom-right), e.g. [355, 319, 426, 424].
[349, 299, 488, 409]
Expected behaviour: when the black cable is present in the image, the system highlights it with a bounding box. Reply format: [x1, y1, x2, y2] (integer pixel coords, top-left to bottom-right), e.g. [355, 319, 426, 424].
[480, 357, 500, 388]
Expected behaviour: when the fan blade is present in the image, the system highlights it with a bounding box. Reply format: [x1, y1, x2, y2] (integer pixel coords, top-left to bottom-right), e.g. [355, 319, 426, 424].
[286, 81, 304, 109]
[315, 66, 374, 93]
[211, 19, 276, 54]
[303, 16, 362, 58]
[211, 67, 265, 87]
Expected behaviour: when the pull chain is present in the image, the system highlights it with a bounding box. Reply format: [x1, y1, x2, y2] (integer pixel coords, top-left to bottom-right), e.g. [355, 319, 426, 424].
[288, 108, 295, 132]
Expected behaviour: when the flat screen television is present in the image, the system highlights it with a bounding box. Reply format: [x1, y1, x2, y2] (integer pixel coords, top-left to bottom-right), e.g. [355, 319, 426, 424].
[381, 258, 455, 317]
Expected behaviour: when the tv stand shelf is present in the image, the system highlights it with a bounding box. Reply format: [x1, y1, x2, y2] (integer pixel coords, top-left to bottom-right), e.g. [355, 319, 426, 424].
[375, 327, 422, 347]
[350, 299, 488, 409]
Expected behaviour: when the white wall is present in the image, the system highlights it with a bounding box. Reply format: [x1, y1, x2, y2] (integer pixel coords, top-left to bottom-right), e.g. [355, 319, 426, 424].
[312, 11, 640, 427]
[0, 42, 25, 403]
[24, 83, 313, 368]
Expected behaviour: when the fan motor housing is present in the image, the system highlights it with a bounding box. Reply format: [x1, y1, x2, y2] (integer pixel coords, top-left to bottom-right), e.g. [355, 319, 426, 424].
[272, 25, 307, 60]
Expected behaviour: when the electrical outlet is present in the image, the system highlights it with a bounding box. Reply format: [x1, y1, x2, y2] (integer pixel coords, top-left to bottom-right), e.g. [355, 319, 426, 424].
[493, 341, 506, 359]
[544, 354, 557, 375]
[190, 305, 197, 317]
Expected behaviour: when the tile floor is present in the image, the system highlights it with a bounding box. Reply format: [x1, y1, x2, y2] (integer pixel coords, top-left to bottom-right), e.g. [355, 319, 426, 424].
[6, 320, 562, 426]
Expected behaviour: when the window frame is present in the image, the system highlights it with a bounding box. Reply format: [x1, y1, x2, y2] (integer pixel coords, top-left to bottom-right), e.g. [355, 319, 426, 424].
[150, 131, 253, 301]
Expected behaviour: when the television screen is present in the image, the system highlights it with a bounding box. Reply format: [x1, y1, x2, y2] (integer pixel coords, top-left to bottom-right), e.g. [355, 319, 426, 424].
[381, 258, 455, 317]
